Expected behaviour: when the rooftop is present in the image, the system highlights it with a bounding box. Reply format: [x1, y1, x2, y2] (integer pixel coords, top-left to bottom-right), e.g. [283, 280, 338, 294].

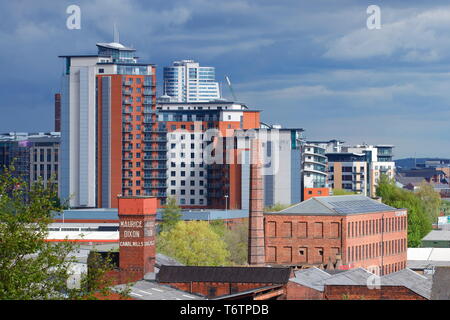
[290, 267, 432, 299]
[156, 265, 291, 284]
[422, 230, 450, 242]
[116, 280, 205, 300]
[268, 195, 399, 216]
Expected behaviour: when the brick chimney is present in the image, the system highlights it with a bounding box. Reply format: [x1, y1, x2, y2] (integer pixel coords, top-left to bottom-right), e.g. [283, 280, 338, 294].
[118, 196, 157, 283]
[248, 138, 265, 266]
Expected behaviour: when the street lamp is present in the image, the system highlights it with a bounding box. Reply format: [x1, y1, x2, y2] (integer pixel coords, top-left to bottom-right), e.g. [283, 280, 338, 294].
[224, 194, 229, 212]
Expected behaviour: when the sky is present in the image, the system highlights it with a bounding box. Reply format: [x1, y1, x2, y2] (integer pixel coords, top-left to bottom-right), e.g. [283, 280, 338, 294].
[0, 0, 449, 159]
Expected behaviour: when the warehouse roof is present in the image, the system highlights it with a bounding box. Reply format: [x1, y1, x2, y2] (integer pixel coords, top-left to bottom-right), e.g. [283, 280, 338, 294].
[323, 268, 375, 286]
[382, 268, 431, 299]
[115, 280, 205, 300]
[290, 267, 332, 291]
[53, 208, 248, 221]
[156, 265, 291, 284]
[289, 267, 432, 299]
[431, 267, 450, 300]
[422, 230, 450, 241]
[269, 195, 398, 216]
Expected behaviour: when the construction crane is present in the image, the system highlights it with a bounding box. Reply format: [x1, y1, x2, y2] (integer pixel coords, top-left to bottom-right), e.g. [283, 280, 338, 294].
[225, 76, 238, 102]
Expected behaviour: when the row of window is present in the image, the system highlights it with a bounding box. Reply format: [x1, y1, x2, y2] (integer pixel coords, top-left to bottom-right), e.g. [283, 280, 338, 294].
[170, 170, 204, 177]
[266, 221, 340, 239]
[169, 189, 205, 196]
[347, 216, 407, 238]
[347, 238, 407, 263]
[32, 148, 58, 163]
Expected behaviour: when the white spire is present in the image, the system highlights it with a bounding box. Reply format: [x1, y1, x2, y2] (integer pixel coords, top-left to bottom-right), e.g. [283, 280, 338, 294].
[113, 23, 120, 43]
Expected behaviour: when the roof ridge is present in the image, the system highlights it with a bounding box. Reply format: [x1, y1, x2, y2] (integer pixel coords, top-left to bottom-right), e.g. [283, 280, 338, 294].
[314, 197, 340, 214]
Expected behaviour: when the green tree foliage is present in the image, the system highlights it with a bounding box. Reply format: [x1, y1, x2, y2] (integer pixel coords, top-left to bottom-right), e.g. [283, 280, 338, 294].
[223, 220, 249, 266]
[416, 181, 442, 223]
[376, 175, 432, 248]
[209, 220, 249, 266]
[0, 166, 124, 300]
[157, 221, 230, 266]
[441, 200, 450, 216]
[160, 196, 181, 233]
[333, 189, 357, 196]
[264, 203, 290, 212]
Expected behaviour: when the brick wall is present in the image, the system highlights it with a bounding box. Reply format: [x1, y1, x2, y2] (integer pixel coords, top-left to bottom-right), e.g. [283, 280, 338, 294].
[324, 285, 426, 300]
[286, 281, 324, 300]
[160, 281, 284, 299]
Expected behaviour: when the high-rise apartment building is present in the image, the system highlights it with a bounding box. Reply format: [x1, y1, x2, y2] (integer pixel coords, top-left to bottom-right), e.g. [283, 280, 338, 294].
[157, 100, 260, 209]
[163, 60, 221, 102]
[237, 127, 304, 208]
[59, 41, 158, 208]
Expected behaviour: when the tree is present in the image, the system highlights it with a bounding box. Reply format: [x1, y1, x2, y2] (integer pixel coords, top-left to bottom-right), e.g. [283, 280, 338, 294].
[416, 181, 442, 224]
[376, 175, 431, 247]
[0, 166, 123, 300]
[160, 196, 181, 233]
[265, 203, 290, 212]
[333, 189, 357, 196]
[209, 219, 249, 266]
[223, 220, 249, 265]
[157, 221, 230, 266]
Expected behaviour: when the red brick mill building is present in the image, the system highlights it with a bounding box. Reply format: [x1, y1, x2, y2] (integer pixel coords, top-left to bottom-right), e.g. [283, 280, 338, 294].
[264, 195, 408, 275]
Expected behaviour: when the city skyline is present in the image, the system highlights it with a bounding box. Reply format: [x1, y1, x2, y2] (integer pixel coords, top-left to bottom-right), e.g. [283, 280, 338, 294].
[1, 0, 450, 158]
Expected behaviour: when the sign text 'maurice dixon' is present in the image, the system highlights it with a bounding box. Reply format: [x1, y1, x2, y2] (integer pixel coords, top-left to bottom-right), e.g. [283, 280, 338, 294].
[119, 220, 154, 247]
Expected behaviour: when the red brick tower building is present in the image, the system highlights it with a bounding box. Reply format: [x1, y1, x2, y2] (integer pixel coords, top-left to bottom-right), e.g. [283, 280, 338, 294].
[117, 196, 157, 283]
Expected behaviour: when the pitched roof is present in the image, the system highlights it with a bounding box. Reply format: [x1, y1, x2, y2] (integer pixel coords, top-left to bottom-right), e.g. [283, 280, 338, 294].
[269, 195, 398, 216]
[431, 266, 450, 300]
[323, 268, 375, 286]
[290, 267, 332, 291]
[422, 230, 450, 241]
[115, 280, 205, 300]
[156, 265, 291, 284]
[381, 268, 431, 299]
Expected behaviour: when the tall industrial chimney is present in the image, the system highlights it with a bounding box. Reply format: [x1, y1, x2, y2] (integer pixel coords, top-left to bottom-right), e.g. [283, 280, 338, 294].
[248, 138, 265, 265]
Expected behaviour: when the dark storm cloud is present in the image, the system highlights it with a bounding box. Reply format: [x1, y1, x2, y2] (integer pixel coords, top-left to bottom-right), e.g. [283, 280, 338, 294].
[0, 0, 449, 157]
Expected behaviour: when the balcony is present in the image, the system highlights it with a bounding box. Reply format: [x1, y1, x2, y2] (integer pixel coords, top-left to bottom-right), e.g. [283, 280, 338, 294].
[122, 89, 132, 95]
[123, 80, 133, 86]
[143, 174, 167, 179]
[143, 155, 167, 161]
[143, 118, 155, 124]
[143, 147, 167, 152]
[123, 99, 132, 105]
[143, 89, 154, 96]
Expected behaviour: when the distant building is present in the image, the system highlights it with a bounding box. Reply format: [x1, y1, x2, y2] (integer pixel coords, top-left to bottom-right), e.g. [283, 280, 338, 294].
[327, 144, 395, 197]
[302, 141, 329, 200]
[163, 60, 221, 102]
[54, 93, 61, 132]
[0, 132, 60, 191]
[421, 230, 450, 248]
